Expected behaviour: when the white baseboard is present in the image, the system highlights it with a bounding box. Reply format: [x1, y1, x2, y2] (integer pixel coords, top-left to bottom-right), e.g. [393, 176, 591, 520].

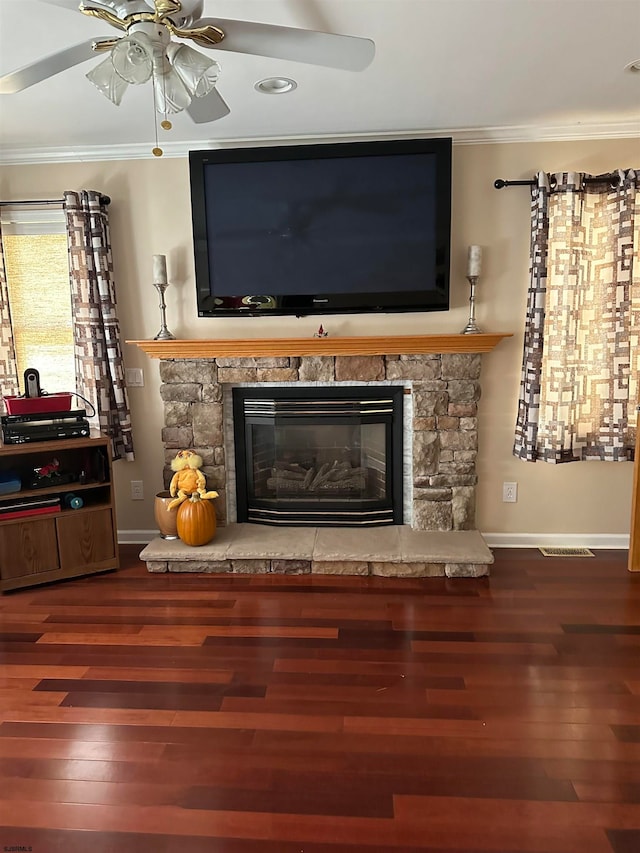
[483, 532, 629, 550]
[118, 530, 157, 545]
[118, 529, 630, 550]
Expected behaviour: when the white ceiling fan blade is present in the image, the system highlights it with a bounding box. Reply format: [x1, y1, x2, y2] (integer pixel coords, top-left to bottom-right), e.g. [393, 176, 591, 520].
[197, 18, 375, 71]
[35, 0, 91, 8]
[0, 39, 111, 94]
[186, 88, 230, 123]
[36, 0, 116, 10]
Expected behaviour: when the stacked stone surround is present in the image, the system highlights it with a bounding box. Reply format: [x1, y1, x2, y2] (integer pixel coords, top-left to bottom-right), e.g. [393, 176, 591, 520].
[159, 351, 482, 532]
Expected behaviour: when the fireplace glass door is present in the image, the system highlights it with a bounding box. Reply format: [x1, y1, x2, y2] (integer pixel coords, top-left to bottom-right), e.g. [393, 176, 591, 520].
[233, 386, 403, 526]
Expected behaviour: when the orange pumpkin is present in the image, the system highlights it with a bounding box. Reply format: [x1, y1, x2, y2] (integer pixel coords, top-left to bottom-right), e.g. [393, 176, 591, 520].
[176, 493, 217, 546]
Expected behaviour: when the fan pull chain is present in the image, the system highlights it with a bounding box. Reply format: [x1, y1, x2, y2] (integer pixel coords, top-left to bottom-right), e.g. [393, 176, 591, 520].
[160, 65, 171, 129]
[160, 61, 172, 132]
[151, 68, 163, 157]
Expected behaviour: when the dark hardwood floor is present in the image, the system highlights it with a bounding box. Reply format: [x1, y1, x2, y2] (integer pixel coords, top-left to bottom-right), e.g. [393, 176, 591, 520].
[1, 545, 639, 852]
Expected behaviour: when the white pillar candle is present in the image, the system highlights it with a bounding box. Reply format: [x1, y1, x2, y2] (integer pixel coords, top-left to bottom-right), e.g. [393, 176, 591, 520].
[153, 254, 168, 284]
[467, 245, 482, 278]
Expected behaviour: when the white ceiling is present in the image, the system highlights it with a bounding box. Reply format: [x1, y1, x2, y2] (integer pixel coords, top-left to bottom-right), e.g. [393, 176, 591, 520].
[1, 0, 639, 164]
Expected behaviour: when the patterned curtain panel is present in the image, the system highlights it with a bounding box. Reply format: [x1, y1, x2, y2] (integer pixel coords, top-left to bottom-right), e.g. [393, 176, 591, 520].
[514, 170, 639, 463]
[0, 223, 20, 410]
[63, 190, 134, 461]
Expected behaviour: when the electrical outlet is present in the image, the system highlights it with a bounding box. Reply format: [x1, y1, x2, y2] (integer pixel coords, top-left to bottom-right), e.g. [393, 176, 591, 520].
[130, 480, 144, 501]
[502, 482, 518, 503]
[125, 368, 144, 387]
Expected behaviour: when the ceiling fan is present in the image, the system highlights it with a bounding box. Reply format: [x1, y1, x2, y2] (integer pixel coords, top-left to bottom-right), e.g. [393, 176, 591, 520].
[0, 0, 375, 126]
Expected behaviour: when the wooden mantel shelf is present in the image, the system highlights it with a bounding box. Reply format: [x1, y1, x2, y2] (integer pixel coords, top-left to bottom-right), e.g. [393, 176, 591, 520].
[128, 333, 512, 359]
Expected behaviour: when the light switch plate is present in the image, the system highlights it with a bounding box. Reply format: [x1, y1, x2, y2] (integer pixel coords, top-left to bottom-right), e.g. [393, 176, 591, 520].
[125, 368, 144, 387]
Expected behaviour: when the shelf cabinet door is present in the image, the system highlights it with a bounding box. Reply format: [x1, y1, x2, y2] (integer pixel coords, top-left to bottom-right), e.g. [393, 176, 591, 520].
[57, 508, 116, 572]
[0, 518, 60, 580]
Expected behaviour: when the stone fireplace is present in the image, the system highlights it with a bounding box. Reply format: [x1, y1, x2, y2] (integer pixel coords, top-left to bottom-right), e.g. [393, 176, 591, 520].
[133, 334, 510, 577]
[160, 351, 481, 533]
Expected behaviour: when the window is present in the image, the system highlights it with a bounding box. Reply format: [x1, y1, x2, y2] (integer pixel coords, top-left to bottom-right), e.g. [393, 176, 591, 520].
[1, 207, 76, 396]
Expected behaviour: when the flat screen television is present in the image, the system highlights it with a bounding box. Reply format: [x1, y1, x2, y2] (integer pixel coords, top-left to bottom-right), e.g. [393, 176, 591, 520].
[189, 137, 452, 318]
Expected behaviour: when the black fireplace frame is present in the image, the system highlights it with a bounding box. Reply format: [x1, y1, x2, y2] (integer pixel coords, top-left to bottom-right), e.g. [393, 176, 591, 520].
[233, 385, 404, 527]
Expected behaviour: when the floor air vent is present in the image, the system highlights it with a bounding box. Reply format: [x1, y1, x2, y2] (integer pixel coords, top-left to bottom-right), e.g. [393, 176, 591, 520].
[538, 547, 595, 557]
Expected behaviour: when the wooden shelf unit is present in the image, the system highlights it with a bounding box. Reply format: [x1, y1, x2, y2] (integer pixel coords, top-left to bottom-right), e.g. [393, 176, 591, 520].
[0, 431, 119, 592]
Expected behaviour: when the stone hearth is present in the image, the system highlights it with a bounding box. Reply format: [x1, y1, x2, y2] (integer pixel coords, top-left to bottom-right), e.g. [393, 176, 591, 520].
[140, 524, 493, 578]
[130, 335, 510, 578]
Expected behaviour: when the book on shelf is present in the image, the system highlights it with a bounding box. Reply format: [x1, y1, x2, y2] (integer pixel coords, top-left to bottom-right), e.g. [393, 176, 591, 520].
[0, 495, 61, 521]
[0, 504, 61, 521]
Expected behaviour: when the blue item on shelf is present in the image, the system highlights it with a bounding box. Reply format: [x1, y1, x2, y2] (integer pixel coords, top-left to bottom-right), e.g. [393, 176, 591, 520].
[64, 493, 84, 510]
[0, 470, 21, 495]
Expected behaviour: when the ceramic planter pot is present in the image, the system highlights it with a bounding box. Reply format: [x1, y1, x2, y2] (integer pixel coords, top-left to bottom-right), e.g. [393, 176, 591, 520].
[154, 490, 179, 540]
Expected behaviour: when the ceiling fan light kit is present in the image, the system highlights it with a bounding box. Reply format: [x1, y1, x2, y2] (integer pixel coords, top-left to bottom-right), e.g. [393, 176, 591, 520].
[110, 31, 154, 83]
[0, 0, 375, 153]
[85, 20, 216, 116]
[86, 52, 130, 105]
[166, 42, 220, 99]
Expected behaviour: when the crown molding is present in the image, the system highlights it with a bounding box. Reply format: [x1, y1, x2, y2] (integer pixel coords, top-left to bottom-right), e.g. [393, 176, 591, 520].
[2, 120, 639, 165]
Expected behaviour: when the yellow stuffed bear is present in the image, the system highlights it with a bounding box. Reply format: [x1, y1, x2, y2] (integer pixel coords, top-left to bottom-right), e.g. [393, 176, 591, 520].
[168, 449, 218, 510]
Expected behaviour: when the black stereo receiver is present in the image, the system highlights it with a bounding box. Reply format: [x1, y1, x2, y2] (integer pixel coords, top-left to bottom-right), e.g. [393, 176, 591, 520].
[1, 410, 91, 444]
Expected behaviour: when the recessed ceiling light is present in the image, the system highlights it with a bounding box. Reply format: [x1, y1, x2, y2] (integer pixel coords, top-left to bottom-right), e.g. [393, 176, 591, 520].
[625, 59, 640, 72]
[255, 77, 297, 94]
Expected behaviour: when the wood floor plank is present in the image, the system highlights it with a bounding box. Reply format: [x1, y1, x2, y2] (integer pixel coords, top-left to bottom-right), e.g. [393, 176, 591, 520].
[0, 545, 637, 852]
[0, 677, 41, 689]
[606, 829, 640, 853]
[35, 632, 210, 645]
[82, 666, 235, 683]
[0, 707, 179, 726]
[543, 758, 640, 784]
[220, 694, 478, 720]
[0, 688, 69, 708]
[0, 736, 166, 761]
[0, 827, 463, 853]
[574, 781, 640, 803]
[0, 800, 616, 852]
[171, 709, 345, 733]
[341, 716, 617, 741]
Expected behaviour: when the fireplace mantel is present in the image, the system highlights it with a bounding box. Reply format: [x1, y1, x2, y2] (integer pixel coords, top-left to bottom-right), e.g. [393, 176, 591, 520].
[128, 333, 512, 359]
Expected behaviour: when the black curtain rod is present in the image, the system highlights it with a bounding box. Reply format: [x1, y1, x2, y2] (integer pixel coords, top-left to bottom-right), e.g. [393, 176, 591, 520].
[0, 195, 111, 206]
[494, 175, 620, 189]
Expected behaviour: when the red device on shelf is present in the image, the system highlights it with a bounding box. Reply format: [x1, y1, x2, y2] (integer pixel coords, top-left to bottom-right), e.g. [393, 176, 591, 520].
[4, 367, 73, 415]
[3, 394, 72, 415]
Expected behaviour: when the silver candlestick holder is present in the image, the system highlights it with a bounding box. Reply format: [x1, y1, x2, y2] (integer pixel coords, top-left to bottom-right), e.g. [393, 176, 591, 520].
[461, 274, 483, 334]
[153, 281, 176, 340]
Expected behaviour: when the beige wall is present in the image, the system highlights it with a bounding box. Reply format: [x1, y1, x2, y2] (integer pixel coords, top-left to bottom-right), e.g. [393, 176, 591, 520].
[1, 136, 636, 541]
